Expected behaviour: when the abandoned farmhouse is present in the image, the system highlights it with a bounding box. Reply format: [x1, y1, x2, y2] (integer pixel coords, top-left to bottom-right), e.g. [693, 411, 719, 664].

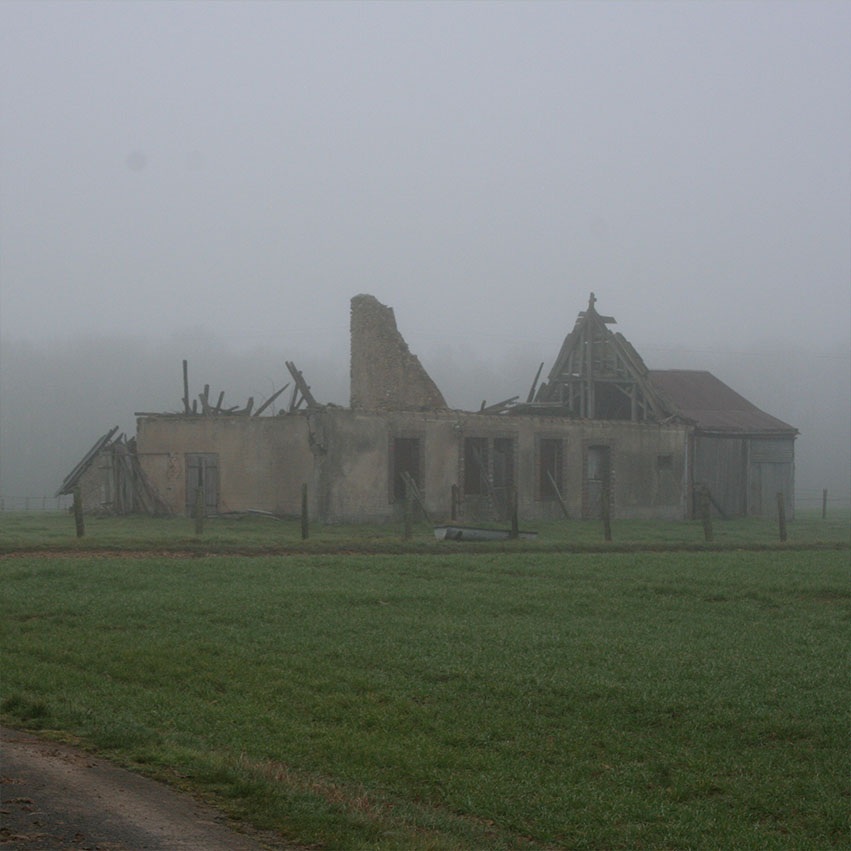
[60, 294, 797, 523]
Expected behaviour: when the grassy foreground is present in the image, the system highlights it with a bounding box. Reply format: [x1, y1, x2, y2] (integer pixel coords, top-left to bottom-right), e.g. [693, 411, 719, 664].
[2, 549, 848, 849]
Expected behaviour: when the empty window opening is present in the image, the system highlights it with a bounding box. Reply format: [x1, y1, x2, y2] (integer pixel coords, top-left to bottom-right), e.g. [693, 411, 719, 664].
[587, 445, 611, 483]
[585, 444, 611, 519]
[492, 438, 515, 519]
[464, 437, 489, 495]
[392, 437, 421, 502]
[539, 439, 563, 500]
[492, 439, 514, 490]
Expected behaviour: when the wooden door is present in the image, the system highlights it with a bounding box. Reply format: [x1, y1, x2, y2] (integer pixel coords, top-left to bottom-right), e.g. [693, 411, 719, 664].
[185, 453, 219, 515]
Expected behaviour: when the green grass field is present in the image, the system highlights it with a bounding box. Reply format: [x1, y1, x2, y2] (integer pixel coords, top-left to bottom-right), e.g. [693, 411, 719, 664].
[1, 508, 848, 553]
[2, 544, 848, 849]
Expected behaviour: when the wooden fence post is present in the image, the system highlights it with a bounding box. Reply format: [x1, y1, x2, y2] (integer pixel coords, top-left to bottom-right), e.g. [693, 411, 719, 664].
[601, 486, 612, 542]
[822, 488, 828, 520]
[700, 486, 713, 543]
[194, 486, 205, 535]
[403, 478, 413, 540]
[777, 492, 787, 542]
[73, 487, 85, 538]
[301, 483, 309, 540]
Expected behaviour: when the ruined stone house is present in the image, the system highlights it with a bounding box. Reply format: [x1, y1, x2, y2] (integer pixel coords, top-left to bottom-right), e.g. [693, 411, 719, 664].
[62, 294, 797, 522]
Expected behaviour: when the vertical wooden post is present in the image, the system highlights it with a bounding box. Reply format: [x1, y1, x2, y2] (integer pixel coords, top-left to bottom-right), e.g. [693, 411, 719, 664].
[403, 478, 413, 540]
[601, 486, 612, 542]
[451, 484, 459, 521]
[194, 486, 205, 535]
[510, 487, 519, 539]
[182, 359, 190, 414]
[777, 492, 787, 542]
[73, 487, 85, 537]
[700, 486, 713, 543]
[301, 483, 309, 540]
[822, 489, 828, 520]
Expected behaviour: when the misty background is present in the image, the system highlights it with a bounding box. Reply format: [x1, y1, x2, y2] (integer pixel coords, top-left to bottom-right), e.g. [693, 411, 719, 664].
[1, 1, 848, 511]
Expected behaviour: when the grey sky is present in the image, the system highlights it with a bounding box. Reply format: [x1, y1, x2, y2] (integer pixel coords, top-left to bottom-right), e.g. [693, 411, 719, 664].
[2, 0, 848, 358]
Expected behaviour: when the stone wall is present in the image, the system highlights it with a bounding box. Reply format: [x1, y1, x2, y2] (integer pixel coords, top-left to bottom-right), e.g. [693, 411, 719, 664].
[350, 294, 447, 411]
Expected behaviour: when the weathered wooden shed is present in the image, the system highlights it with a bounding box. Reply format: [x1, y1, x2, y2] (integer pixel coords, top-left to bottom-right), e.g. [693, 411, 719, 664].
[648, 370, 797, 519]
[57, 427, 172, 515]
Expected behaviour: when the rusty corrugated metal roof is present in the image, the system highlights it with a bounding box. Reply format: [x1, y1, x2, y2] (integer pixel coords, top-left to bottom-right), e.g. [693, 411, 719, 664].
[648, 370, 797, 434]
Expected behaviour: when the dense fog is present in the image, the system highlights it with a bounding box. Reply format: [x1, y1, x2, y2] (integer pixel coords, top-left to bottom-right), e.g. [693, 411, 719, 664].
[1, 326, 847, 511]
[1, 1, 848, 512]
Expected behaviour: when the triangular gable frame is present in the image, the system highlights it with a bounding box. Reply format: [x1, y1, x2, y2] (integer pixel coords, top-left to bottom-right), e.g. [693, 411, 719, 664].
[535, 294, 668, 421]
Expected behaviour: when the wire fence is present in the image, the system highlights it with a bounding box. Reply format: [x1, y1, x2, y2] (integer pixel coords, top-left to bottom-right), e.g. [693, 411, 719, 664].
[0, 495, 74, 512]
[795, 489, 851, 511]
[0, 492, 847, 514]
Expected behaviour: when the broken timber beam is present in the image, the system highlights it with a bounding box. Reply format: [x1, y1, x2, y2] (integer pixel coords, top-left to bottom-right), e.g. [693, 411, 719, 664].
[526, 362, 545, 404]
[253, 383, 290, 417]
[478, 396, 519, 415]
[182, 360, 190, 414]
[285, 361, 318, 408]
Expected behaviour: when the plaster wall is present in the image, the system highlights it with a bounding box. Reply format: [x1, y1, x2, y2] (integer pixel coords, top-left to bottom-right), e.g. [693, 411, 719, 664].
[136, 415, 313, 515]
[76, 453, 113, 513]
[136, 410, 689, 522]
[318, 409, 689, 523]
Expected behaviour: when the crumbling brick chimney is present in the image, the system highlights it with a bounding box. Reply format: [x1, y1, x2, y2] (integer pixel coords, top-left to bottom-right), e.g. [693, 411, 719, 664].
[350, 294, 448, 411]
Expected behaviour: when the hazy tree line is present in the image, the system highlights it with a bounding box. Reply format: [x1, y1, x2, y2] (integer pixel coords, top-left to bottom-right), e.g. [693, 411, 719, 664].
[1, 333, 847, 511]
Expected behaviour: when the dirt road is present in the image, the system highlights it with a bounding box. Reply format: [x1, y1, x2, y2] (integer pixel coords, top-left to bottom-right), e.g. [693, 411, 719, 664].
[0, 727, 293, 850]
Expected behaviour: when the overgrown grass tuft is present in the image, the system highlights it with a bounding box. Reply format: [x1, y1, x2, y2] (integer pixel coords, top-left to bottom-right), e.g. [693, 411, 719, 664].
[2, 550, 848, 849]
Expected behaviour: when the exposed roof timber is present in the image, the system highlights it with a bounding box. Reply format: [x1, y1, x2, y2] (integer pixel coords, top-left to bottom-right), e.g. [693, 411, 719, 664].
[534, 294, 668, 419]
[56, 426, 120, 496]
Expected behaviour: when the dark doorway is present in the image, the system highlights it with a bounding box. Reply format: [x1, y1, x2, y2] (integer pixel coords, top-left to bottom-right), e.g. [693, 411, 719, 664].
[492, 438, 515, 519]
[585, 445, 611, 519]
